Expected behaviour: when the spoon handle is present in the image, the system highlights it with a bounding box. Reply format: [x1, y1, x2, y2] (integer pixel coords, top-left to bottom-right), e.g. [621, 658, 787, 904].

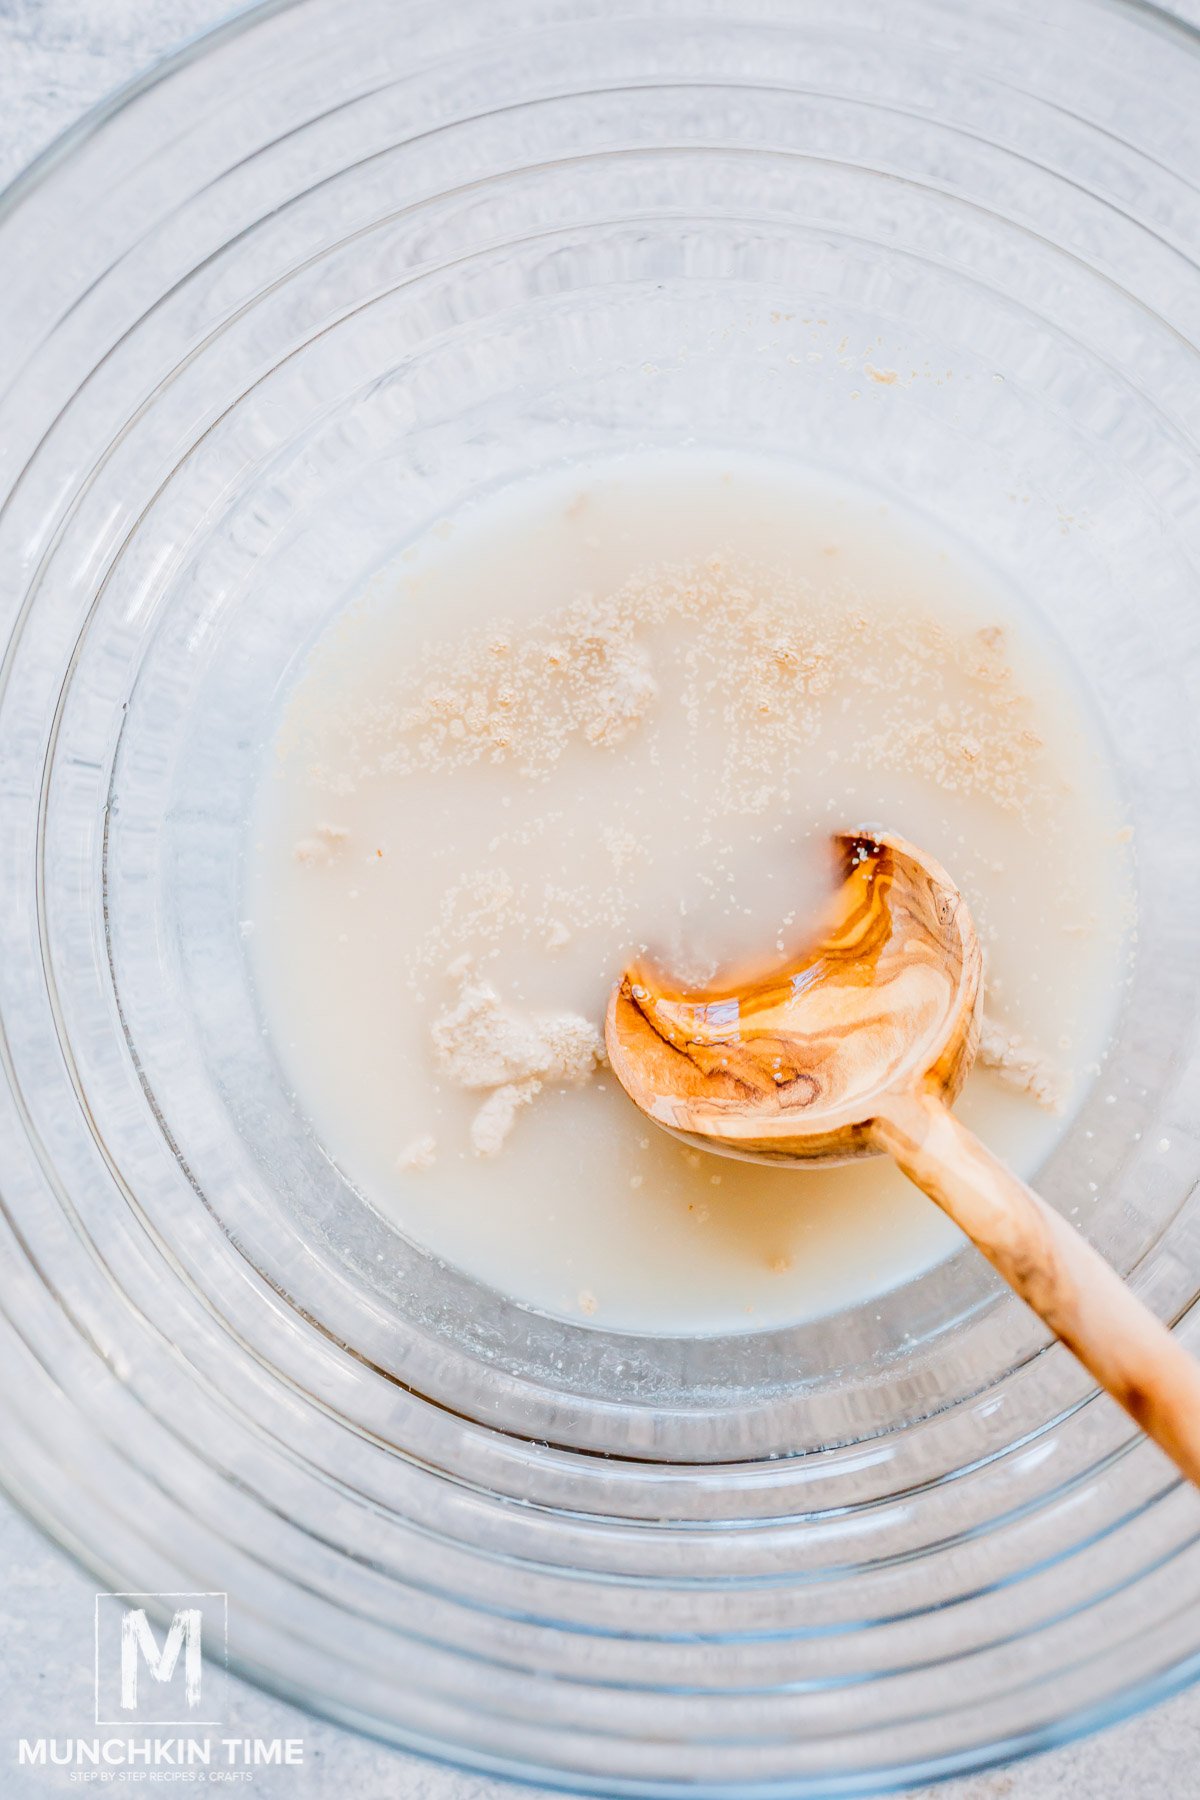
[874, 1086, 1200, 1489]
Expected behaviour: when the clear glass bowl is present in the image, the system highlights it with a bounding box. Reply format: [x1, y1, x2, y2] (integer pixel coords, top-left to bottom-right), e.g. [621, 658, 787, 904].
[2, 0, 1200, 1792]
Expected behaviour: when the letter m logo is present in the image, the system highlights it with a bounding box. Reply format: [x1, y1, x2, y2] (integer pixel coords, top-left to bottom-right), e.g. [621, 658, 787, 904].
[121, 1606, 202, 1710]
[95, 1593, 228, 1724]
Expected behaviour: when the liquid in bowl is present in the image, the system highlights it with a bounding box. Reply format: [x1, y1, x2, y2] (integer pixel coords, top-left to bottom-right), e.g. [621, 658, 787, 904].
[246, 450, 1131, 1334]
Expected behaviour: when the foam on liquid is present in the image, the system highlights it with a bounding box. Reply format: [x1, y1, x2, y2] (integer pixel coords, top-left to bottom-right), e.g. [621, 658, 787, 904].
[246, 453, 1131, 1334]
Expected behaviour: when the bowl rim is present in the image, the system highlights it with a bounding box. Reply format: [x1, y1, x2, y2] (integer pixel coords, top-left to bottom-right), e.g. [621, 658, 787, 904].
[2, 0, 1200, 224]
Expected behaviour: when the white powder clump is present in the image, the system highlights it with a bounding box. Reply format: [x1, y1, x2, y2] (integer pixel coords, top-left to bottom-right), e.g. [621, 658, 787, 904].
[396, 1134, 437, 1170]
[432, 976, 602, 1088]
[294, 822, 349, 866]
[470, 1081, 541, 1156]
[431, 975, 604, 1156]
[978, 1014, 1065, 1113]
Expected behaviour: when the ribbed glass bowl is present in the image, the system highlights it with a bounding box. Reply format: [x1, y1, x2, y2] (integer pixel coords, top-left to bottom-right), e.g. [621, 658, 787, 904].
[2, 0, 1200, 1792]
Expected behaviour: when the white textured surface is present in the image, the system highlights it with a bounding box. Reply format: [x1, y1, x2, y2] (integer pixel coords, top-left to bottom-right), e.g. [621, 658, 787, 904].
[0, 3, 1198, 1795]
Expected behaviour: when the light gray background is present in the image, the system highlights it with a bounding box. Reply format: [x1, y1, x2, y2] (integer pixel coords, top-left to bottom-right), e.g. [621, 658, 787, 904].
[2, 2, 1199, 1794]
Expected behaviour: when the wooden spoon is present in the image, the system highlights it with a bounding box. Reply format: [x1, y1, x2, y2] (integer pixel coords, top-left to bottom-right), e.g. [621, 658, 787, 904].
[606, 829, 1200, 1487]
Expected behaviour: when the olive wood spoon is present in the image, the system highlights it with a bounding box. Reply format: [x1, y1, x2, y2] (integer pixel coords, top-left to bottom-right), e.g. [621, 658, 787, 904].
[606, 830, 1200, 1487]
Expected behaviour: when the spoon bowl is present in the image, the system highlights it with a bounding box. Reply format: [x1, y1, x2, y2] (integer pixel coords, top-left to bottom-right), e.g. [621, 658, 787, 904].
[606, 831, 983, 1162]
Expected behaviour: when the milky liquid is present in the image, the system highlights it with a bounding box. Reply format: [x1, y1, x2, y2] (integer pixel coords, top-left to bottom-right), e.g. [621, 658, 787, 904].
[246, 453, 1131, 1334]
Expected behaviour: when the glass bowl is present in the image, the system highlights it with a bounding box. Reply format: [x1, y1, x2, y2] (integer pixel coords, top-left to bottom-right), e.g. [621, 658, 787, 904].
[2, 0, 1200, 1791]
